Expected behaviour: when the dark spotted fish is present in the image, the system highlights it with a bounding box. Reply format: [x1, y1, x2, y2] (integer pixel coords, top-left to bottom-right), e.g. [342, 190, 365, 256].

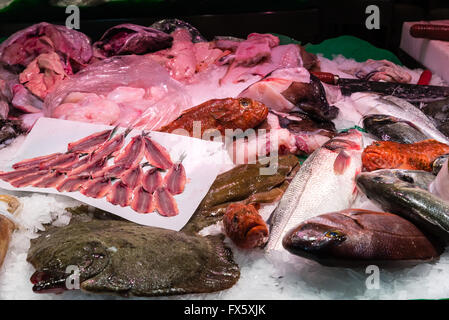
[282, 209, 442, 267]
[27, 209, 240, 297]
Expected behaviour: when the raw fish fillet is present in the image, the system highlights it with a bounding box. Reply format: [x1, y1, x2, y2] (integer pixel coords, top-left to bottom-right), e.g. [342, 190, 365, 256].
[67, 129, 113, 153]
[52, 155, 89, 173]
[89, 130, 128, 164]
[114, 135, 144, 169]
[164, 162, 186, 195]
[92, 163, 128, 179]
[142, 168, 162, 193]
[39, 153, 79, 170]
[69, 158, 108, 177]
[154, 187, 179, 217]
[56, 175, 90, 192]
[12, 153, 61, 170]
[143, 136, 173, 170]
[107, 181, 131, 207]
[131, 186, 155, 214]
[80, 177, 111, 198]
[9, 170, 49, 188]
[0, 168, 38, 182]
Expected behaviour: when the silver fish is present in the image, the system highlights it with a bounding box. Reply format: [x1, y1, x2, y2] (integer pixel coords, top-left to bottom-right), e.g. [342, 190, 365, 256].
[266, 129, 363, 253]
[350, 93, 449, 144]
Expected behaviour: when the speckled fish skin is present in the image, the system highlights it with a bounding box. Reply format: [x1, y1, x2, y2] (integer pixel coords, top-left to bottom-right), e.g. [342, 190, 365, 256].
[223, 203, 269, 249]
[158, 97, 269, 136]
[27, 210, 240, 297]
[266, 129, 363, 253]
[282, 209, 442, 267]
[363, 114, 429, 144]
[356, 169, 449, 245]
[362, 139, 449, 172]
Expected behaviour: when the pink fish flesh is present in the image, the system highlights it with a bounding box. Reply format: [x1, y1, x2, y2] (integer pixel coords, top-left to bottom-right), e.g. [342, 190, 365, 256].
[154, 187, 179, 217]
[164, 163, 186, 195]
[143, 136, 173, 170]
[67, 129, 113, 153]
[56, 175, 90, 192]
[114, 135, 144, 169]
[131, 186, 155, 214]
[120, 165, 143, 189]
[12, 153, 62, 170]
[9, 170, 49, 187]
[107, 181, 131, 207]
[142, 168, 162, 193]
[32, 171, 66, 188]
[80, 177, 111, 198]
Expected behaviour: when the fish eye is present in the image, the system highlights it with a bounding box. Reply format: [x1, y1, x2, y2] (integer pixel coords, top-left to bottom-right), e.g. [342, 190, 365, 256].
[240, 99, 250, 108]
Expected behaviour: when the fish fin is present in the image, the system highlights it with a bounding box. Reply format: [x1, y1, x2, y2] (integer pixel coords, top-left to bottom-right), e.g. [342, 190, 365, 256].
[334, 150, 351, 175]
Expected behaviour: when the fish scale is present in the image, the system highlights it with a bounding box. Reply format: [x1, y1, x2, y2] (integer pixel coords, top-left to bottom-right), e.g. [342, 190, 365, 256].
[266, 130, 363, 253]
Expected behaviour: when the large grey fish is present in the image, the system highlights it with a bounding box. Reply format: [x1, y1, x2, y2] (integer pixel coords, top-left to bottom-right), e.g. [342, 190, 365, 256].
[356, 169, 449, 245]
[430, 158, 449, 201]
[350, 93, 449, 144]
[362, 114, 429, 143]
[27, 207, 240, 297]
[266, 129, 363, 253]
[282, 209, 442, 267]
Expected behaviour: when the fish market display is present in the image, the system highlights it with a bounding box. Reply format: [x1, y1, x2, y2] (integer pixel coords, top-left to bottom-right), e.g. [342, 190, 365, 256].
[266, 129, 363, 253]
[0, 195, 20, 269]
[27, 208, 240, 297]
[0, 128, 183, 216]
[183, 154, 300, 234]
[356, 169, 449, 245]
[429, 158, 449, 201]
[363, 114, 429, 143]
[159, 98, 268, 136]
[362, 139, 449, 172]
[282, 209, 442, 267]
[223, 203, 269, 249]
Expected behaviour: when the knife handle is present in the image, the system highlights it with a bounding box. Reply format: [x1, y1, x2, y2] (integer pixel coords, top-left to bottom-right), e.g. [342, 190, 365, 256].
[410, 24, 449, 41]
[310, 72, 339, 85]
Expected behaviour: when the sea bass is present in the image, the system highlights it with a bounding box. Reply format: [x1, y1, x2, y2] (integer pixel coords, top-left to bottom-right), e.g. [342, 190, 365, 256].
[356, 169, 449, 245]
[282, 209, 441, 267]
[350, 93, 449, 144]
[266, 129, 363, 253]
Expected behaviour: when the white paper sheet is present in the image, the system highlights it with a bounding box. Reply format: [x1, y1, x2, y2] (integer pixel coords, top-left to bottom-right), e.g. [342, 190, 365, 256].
[0, 118, 234, 231]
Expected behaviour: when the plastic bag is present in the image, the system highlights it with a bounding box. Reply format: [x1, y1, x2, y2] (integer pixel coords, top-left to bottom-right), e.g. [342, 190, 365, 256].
[44, 54, 192, 129]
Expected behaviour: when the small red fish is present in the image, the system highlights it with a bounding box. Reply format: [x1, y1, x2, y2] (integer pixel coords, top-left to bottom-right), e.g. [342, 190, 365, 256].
[362, 139, 449, 172]
[39, 153, 79, 170]
[142, 168, 162, 193]
[120, 165, 143, 189]
[56, 175, 90, 192]
[80, 177, 111, 198]
[114, 135, 144, 169]
[154, 187, 179, 217]
[9, 170, 49, 188]
[164, 159, 186, 195]
[67, 129, 113, 154]
[143, 135, 173, 170]
[223, 203, 269, 249]
[107, 181, 132, 207]
[131, 186, 155, 214]
[32, 171, 66, 188]
[12, 153, 62, 170]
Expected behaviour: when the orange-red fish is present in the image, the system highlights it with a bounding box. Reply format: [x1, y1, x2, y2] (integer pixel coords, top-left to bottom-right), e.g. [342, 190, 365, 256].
[158, 97, 268, 136]
[362, 139, 449, 172]
[223, 203, 269, 249]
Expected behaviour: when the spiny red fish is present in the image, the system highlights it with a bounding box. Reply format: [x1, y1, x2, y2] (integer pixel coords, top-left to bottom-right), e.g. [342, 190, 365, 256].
[142, 168, 162, 193]
[80, 177, 111, 198]
[362, 139, 449, 172]
[143, 135, 173, 170]
[154, 187, 179, 217]
[67, 129, 113, 154]
[158, 98, 269, 136]
[107, 181, 132, 207]
[114, 135, 144, 169]
[164, 162, 186, 195]
[223, 203, 269, 249]
[131, 186, 155, 214]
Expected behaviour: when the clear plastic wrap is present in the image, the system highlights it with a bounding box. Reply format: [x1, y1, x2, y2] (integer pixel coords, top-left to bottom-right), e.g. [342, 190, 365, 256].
[44, 55, 192, 129]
